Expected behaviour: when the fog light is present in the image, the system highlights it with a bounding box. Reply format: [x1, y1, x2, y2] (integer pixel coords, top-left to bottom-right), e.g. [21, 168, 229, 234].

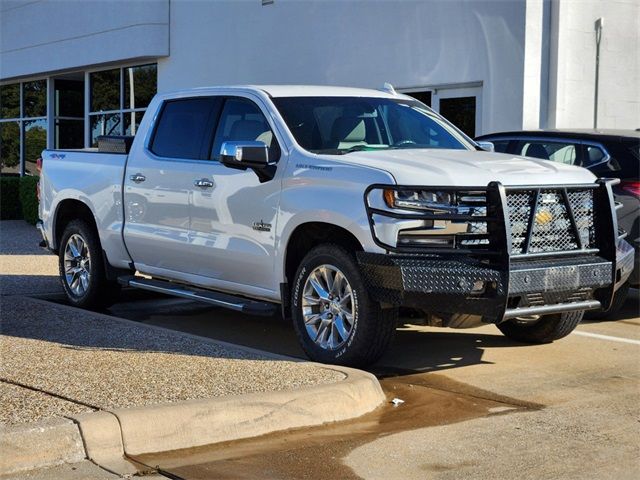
[471, 280, 485, 293]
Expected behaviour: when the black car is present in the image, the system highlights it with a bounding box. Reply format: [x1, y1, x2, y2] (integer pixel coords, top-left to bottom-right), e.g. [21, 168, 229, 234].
[476, 129, 639, 313]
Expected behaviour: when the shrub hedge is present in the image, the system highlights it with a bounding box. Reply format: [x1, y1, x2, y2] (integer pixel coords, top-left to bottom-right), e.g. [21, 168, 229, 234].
[0, 175, 39, 224]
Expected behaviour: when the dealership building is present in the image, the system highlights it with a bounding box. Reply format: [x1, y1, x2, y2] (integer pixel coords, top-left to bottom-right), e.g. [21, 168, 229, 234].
[1, 0, 638, 176]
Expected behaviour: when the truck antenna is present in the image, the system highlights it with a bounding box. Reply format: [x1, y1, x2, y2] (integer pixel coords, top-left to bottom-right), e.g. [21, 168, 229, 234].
[381, 83, 396, 95]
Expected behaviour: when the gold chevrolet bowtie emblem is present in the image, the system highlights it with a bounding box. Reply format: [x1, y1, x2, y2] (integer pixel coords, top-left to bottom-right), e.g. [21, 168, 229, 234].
[535, 210, 553, 225]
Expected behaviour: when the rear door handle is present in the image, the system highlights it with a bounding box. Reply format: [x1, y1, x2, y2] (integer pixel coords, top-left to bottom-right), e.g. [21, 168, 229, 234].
[194, 178, 214, 188]
[130, 173, 146, 183]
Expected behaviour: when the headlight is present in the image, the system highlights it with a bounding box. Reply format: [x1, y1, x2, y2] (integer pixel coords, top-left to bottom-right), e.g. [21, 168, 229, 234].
[383, 189, 455, 212]
[369, 187, 490, 251]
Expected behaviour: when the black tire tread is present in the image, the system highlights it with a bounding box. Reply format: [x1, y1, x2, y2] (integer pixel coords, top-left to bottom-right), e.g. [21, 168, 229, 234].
[497, 310, 584, 343]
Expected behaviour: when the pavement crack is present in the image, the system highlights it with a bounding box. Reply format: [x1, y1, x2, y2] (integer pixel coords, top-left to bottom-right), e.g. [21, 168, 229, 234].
[0, 377, 101, 410]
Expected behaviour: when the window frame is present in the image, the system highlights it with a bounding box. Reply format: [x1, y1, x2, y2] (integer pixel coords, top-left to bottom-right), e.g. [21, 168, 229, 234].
[0, 79, 48, 176]
[87, 63, 157, 147]
[146, 94, 282, 165]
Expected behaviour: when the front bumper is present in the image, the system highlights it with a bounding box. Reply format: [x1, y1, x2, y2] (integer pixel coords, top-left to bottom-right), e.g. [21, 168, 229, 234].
[357, 239, 634, 324]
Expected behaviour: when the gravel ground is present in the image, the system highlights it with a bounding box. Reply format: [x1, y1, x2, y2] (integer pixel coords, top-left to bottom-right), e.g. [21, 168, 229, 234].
[0, 296, 343, 423]
[0, 382, 92, 426]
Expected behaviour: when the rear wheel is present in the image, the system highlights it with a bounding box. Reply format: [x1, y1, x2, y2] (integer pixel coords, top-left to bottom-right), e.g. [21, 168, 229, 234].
[497, 310, 584, 343]
[291, 244, 397, 367]
[59, 220, 120, 309]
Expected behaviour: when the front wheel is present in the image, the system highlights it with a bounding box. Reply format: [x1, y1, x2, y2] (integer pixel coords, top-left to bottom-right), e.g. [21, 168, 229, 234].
[291, 244, 397, 367]
[59, 220, 120, 309]
[497, 310, 584, 343]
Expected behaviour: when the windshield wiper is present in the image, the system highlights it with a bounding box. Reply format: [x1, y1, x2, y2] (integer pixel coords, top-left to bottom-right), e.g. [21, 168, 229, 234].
[340, 145, 390, 154]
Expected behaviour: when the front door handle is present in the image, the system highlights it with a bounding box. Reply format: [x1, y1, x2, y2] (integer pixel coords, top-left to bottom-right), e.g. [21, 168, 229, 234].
[194, 178, 214, 188]
[130, 173, 146, 183]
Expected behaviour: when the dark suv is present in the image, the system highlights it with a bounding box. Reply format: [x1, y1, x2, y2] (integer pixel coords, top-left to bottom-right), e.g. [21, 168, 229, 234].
[476, 129, 639, 312]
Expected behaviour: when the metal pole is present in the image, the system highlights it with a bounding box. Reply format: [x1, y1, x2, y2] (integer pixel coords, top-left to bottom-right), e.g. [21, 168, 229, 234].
[594, 18, 603, 129]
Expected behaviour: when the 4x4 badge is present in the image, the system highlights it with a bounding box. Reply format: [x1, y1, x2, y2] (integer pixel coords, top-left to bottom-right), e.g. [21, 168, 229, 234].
[252, 220, 272, 232]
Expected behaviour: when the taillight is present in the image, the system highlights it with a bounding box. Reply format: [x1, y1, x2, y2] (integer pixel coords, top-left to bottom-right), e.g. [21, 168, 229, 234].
[620, 180, 640, 198]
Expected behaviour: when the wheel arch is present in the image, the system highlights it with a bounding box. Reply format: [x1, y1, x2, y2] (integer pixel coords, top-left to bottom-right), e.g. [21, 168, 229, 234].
[52, 199, 98, 253]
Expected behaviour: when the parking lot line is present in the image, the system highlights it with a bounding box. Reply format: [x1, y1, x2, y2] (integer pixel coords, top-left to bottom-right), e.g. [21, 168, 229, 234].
[573, 330, 640, 345]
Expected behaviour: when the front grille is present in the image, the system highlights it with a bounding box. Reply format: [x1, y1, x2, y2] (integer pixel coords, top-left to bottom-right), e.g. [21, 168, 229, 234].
[506, 188, 596, 255]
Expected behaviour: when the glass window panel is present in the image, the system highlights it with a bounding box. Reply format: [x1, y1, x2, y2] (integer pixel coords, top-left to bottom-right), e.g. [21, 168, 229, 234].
[150, 98, 217, 159]
[55, 79, 84, 118]
[23, 80, 47, 118]
[519, 141, 578, 164]
[55, 119, 84, 149]
[90, 113, 122, 147]
[124, 64, 157, 110]
[439, 96, 476, 137]
[1, 121, 21, 174]
[124, 111, 144, 136]
[0, 84, 20, 119]
[90, 69, 120, 112]
[24, 119, 47, 175]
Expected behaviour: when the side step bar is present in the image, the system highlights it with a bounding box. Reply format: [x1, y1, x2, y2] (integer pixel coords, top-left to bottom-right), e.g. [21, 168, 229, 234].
[118, 276, 277, 316]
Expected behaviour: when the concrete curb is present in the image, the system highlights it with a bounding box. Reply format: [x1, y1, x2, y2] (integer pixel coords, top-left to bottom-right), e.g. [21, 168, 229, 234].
[112, 365, 383, 456]
[0, 418, 85, 476]
[1, 366, 383, 476]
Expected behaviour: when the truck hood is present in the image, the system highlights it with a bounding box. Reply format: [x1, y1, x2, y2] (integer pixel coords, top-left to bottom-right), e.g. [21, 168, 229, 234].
[325, 149, 596, 186]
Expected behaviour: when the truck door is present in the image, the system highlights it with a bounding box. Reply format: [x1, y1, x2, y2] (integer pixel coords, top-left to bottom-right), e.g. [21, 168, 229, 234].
[123, 96, 220, 275]
[188, 96, 282, 294]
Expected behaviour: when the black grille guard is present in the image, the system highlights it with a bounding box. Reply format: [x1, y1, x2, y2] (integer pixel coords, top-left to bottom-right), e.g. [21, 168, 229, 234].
[361, 179, 630, 321]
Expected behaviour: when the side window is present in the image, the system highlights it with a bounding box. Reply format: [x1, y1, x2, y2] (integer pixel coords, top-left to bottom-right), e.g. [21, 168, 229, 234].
[490, 140, 510, 153]
[583, 145, 607, 167]
[210, 98, 280, 162]
[519, 140, 578, 165]
[150, 98, 218, 159]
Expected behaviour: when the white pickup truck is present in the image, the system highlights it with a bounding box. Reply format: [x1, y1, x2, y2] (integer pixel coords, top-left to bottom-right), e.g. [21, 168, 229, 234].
[38, 85, 634, 366]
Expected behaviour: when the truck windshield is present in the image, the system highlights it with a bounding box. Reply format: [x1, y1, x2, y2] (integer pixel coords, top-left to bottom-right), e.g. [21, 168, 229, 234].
[273, 96, 475, 155]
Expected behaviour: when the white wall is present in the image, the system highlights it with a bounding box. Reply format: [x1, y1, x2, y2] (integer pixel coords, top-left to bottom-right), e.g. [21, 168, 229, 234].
[547, 0, 640, 129]
[159, 0, 529, 136]
[0, 0, 169, 80]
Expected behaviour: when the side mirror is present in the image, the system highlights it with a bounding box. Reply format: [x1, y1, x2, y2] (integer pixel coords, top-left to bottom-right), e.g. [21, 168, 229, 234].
[219, 141, 276, 182]
[476, 141, 495, 152]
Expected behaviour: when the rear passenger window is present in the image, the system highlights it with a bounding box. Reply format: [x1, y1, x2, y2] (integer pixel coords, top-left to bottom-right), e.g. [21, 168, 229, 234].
[150, 98, 218, 159]
[583, 146, 607, 167]
[520, 141, 578, 165]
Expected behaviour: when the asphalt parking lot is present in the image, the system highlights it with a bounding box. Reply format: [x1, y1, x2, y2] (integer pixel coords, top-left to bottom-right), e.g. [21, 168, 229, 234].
[41, 287, 640, 479]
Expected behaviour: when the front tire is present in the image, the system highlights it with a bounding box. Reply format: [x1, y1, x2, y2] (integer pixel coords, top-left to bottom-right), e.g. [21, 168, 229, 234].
[59, 219, 120, 309]
[291, 244, 397, 367]
[497, 310, 584, 343]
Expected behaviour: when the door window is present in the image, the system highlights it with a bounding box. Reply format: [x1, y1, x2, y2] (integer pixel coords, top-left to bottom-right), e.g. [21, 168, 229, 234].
[519, 140, 578, 165]
[150, 97, 219, 159]
[210, 98, 280, 162]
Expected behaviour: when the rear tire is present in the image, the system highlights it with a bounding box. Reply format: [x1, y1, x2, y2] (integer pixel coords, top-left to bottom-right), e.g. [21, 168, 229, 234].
[291, 244, 397, 367]
[497, 310, 584, 343]
[58, 219, 120, 309]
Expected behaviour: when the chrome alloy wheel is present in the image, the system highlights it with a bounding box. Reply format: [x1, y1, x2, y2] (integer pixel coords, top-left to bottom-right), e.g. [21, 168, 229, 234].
[63, 234, 91, 296]
[302, 264, 355, 350]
